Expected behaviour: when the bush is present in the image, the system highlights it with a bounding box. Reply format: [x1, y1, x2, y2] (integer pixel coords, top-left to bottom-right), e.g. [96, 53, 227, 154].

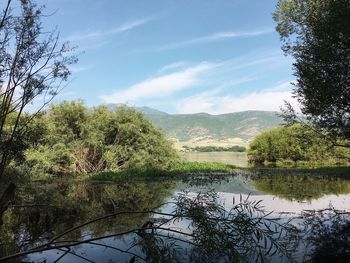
[189, 146, 246, 152]
[23, 101, 179, 177]
[248, 124, 350, 167]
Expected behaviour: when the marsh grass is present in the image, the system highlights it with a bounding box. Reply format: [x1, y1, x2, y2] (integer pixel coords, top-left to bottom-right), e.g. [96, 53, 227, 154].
[89, 162, 236, 181]
[89, 162, 350, 182]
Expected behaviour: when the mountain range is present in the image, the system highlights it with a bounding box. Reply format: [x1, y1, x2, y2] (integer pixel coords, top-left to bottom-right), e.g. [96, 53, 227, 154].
[109, 105, 283, 142]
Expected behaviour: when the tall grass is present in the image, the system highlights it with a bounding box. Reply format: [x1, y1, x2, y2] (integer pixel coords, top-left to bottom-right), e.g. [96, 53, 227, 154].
[89, 162, 236, 181]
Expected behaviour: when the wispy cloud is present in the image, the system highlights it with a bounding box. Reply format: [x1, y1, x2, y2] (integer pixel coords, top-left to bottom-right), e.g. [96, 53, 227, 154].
[156, 28, 274, 51]
[157, 61, 187, 74]
[66, 16, 156, 43]
[175, 81, 298, 114]
[101, 50, 293, 112]
[101, 62, 217, 104]
[117, 17, 154, 32]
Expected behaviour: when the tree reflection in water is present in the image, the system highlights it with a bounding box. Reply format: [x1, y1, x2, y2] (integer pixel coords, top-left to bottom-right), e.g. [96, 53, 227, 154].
[251, 173, 350, 201]
[1, 191, 302, 262]
[0, 179, 176, 259]
[0, 173, 349, 262]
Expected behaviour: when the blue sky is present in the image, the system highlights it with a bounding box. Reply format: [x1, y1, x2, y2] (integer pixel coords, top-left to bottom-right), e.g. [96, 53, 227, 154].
[35, 0, 296, 114]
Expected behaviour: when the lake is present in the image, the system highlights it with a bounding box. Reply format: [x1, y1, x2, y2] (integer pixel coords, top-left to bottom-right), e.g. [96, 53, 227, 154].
[1, 171, 350, 262]
[182, 152, 248, 167]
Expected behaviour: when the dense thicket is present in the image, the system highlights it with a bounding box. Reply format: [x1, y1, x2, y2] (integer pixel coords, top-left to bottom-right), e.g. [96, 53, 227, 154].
[248, 124, 350, 167]
[9, 101, 178, 178]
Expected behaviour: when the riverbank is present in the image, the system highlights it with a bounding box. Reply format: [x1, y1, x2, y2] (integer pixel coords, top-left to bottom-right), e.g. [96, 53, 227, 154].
[89, 162, 236, 181]
[88, 162, 350, 182]
[2, 161, 349, 185]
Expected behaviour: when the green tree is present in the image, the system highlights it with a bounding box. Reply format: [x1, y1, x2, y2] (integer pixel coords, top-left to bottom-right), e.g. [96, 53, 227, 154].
[248, 124, 350, 167]
[273, 0, 350, 147]
[25, 102, 179, 177]
[0, 0, 77, 179]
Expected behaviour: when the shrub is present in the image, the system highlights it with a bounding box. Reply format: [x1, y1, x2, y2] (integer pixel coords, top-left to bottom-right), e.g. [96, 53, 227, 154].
[248, 124, 350, 167]
[23, 102, 179, 177]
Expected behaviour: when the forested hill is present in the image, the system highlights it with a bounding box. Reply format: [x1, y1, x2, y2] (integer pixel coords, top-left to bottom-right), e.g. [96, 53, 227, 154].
[107, 105, 283, 141]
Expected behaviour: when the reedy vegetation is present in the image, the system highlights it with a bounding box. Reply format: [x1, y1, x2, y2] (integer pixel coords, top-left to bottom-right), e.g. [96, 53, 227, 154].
[182, 145, 246, 152]
[90, 162, 236, 182]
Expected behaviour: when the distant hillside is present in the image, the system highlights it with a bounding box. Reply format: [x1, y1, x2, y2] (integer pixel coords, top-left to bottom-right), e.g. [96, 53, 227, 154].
[146, 111, 282, 141]
[107, 104, 168, 116]
[107, 104, 282, 141]
[106, 105, 282, 141]
[135, 106, 169, 116]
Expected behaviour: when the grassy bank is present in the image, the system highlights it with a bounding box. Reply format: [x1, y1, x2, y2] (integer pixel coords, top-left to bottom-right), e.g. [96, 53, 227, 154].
[89, 162, 236, 181]
[4, 162, 349, 185]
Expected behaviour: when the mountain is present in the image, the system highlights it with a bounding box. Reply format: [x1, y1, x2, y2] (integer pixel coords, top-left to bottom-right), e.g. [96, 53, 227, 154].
[145, 111, 282, 141]
[107, 104, 282, 141]
[107, 104, 168, 116]
[135, 106, 168, 116]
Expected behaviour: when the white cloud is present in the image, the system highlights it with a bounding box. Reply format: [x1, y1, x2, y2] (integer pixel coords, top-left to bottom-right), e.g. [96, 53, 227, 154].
[66, 16, 156, 42]
[157, 28, 274, 51]
[116, 17, 154, 32]
[101, 62, 216, 104]
[175, 81, 299, 114]
[101, 51, 294, 112]
[157, 61, 187, 74]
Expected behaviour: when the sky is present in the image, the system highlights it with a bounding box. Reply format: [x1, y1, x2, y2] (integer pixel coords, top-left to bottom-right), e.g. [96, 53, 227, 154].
[32, 0, 296, 114]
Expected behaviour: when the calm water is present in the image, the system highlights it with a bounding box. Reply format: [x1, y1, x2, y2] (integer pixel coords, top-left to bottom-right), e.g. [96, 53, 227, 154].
[182, 152, 248, 167]
[1, 171, 350, 262]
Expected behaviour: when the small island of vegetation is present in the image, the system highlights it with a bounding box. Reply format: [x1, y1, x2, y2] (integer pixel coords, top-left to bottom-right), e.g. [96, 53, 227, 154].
[182, 145, 246, 153]
[248, 124, 350, 168]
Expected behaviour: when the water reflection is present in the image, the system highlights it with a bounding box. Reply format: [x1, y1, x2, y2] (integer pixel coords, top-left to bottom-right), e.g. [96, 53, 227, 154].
[0, 179, 176, 259]
[251, 173, 350, 201]
[2, 191, 301, 263]
[179, 172, 350, 215]
[1, 171, 350, 262]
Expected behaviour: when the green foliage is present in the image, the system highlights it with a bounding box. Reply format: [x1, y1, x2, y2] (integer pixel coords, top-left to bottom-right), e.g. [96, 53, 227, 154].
[170, 162, 235, 173]
[273, 0, 350, 146]
[248, 124, 350, 167]
[23, 101, 179, 177]
[0, 0, 76, 179]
